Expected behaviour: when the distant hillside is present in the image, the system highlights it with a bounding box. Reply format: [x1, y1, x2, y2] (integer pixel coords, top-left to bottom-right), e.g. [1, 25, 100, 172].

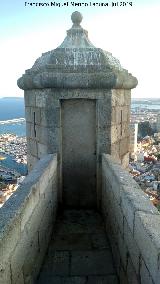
[132, 98, 160, 105]
[1, 97, 24, 100]
[0, 97, 25, 120]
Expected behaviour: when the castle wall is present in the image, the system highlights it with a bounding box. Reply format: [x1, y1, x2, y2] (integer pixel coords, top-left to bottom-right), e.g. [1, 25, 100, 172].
[102, 154, 160, 284]
[0, 154, 57, 284]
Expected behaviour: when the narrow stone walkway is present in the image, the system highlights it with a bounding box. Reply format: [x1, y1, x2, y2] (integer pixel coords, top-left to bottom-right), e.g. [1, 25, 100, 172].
[37, 210, 118, 284]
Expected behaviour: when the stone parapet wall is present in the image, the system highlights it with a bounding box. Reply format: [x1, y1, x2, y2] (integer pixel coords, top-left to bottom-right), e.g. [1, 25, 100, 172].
[0, 154, 58, 284]
[102, 154, 160, 284]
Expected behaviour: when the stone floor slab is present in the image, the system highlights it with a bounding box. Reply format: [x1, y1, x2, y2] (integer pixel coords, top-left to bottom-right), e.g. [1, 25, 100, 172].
[37, 210, 118, 283]
[91, 233, 110, 249]
[55, 210, 105, 235]
[40, 251, 70, 276]
[87, 275, 119, 284]
[71, 250, 115, 276]
[51, 233, 92, 251]
[37, 276, 86, 284]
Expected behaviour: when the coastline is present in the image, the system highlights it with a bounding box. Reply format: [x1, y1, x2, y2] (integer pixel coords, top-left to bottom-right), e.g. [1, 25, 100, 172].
[0, 120, 26, 136]
[0, 153, 27, 175]
[0, 134, 27, 175]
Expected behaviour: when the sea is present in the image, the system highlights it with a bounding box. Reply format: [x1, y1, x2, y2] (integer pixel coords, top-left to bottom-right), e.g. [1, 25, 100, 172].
[0, 123, 26, 137]
[0, 97, 26, 136]
[0, 97, 27, 175]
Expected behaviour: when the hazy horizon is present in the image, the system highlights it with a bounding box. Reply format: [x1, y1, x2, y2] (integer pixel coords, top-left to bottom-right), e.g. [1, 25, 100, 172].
[0, 96, 160, 100]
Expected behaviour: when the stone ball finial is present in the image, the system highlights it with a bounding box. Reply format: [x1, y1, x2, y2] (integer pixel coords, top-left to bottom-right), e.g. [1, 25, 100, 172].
[71, 11, 83, 25]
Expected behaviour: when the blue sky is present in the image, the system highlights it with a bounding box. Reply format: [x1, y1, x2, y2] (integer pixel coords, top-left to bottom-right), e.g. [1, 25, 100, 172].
[0, 0, 160, 98]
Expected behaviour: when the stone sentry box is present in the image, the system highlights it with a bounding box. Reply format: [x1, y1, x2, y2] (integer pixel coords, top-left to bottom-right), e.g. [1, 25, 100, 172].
[17, 11, 137, 208]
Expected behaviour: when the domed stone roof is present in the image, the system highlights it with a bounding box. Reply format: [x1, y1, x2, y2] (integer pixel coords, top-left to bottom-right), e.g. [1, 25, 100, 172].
[17, 11, 138, 90]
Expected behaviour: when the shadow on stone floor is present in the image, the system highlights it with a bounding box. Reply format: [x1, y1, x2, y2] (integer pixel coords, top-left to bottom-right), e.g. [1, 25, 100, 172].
[36, 210, 119, 284]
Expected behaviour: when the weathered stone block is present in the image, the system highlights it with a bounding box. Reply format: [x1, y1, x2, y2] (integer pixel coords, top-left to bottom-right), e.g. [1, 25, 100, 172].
[119, 265, 128, 284]
[10, 230, 31, 283]
[35, 125, 48, 144]
[126, 257, 139, 284]
[25, 188, 56, 242]
[107, 210, 119, 241]
[31, 247, 47, 283]
[104, 187, 124, 236]
[111, 125, 121, 144]
[38, 203, 54, 250]
[13, 271, 24, 284]
[25, 107, 31, 122]
[31, 107, 41, 125]
[0, 260, 12, 284]
[25, 206, 43, 241]
[140, 258, 154, 284]
[120, 137, 129, 156]
[111, 106, 129, 126]
[109, 241, 121, 276]
[123, 217, 140, 274]
[111, 106, 117, 125]
[20, 186, 40, 231]
[47, 97, 60, 108]
[26, 123, 37, 140]
[97, 129, 111, 154]
[27, 138, 38, 157]
[97, 98, 112, 126]
[36, 126, 59, 151]
[23, 233, 39, 281]
[134, 211, 160, 283]
[120, 184, 158, 233]
[124, 90, 131, 105]
[121, 152, 129, 169]
[111, 89, 125, 106]
[37, 143, 48, 158]
[122, 123, 130, 138]
[39, 174, 52, 197]
[102, 155, 121, 203]
[24, 91, 36, 107]
[26, 122, 31, 138]
[48, 170, 57, 190]
[118, 231, 128, 271]
[40, 107, 60, 128]
[111, 142, 120, 162]
[0, 213, 21, 262]
[36, 92, 47, 108]
[122, 106, 130, 122]
[27, 154, 39, 171]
